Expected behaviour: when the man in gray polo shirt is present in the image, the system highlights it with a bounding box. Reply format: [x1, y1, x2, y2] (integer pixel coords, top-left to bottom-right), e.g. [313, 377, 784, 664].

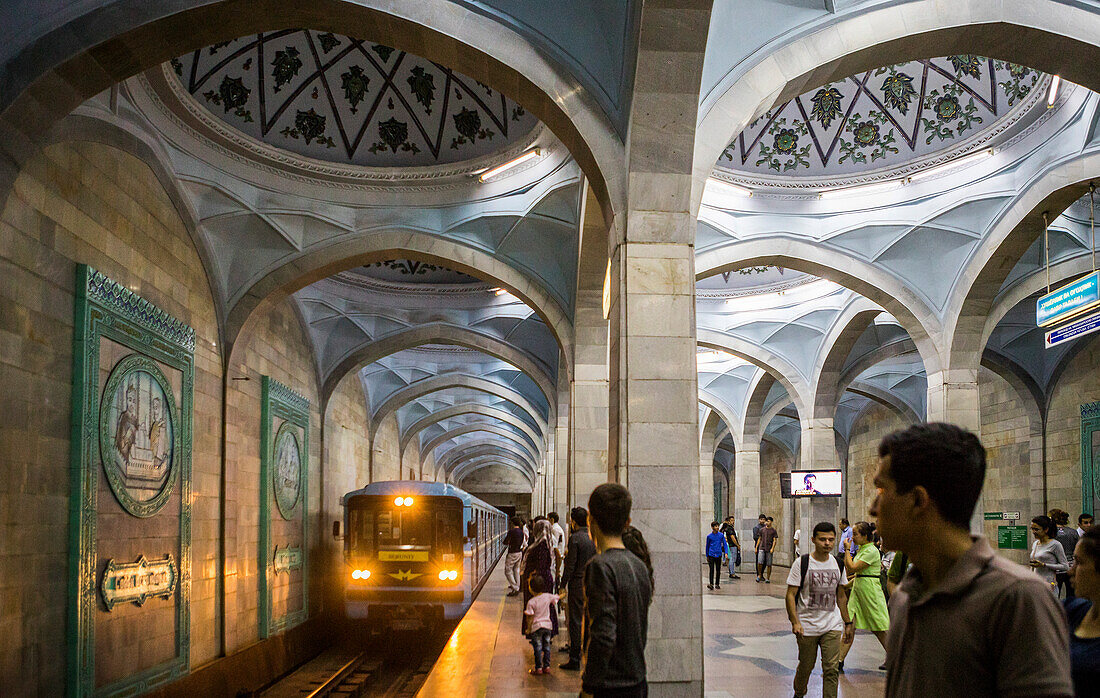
[870, 423, 1072, 698]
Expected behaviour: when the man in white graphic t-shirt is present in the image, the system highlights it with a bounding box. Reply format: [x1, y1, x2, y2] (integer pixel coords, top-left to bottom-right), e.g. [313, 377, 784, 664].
[785, 521, 854, 698]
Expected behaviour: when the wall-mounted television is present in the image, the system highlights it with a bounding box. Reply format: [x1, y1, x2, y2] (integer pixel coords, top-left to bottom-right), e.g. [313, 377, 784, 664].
[784, 470, 842, 497]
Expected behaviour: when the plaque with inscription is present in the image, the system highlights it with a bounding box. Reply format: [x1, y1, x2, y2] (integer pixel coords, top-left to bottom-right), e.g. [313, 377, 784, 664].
[101, 555, 178, 610]
[273, 546, 303, 574]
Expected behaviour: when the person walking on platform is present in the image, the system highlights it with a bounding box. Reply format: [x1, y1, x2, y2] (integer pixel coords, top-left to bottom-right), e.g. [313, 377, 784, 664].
[583, 483, 652, 698]
[548, 511, 567, 578]
[785, 521, 854, 698]
[720, 515, 741, 579]
[756, 517, 778, 583]
[837, 521, 889, 672]
[872, 422, 1072, 697]
[1051, 509, 1079, 600]
[504, 517, 524, 596]
[559, 507, 596, 671]
[705, 521, 730, 590]
[520, 519, 558, 636]
[752, 513, 767, 579]
[523, 572, 560, 675]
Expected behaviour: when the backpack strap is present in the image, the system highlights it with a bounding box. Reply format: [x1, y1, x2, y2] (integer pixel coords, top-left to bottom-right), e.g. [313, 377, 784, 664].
[795, 554, 810, 606]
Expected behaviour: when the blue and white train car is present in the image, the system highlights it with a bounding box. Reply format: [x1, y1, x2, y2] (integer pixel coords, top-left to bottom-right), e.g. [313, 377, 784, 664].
[341, 481, 506, 627]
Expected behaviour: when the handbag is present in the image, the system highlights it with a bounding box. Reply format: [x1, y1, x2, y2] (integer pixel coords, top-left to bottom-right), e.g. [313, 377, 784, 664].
[734, 548, 741, 566]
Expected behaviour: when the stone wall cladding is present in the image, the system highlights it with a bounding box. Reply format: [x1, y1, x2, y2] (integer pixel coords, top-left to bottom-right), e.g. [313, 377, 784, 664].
[846, 402, 906, 521]
[0, 142, 221, 694]
[372, 413, 402, 482]
[760, 440, 793, 566]
[1047, 340, 1100, 516]
[321, 373, 370, 610]
[978, 368, 1035, 565]
[226, 298, 321, 651]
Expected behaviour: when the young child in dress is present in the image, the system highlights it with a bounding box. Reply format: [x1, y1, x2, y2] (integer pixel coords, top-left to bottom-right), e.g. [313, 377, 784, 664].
[523, 573, 559, 675]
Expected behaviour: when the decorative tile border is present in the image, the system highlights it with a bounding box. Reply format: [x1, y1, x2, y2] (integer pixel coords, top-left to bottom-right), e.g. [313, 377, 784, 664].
[69, 265, 194, 696]
[259, 376, 310, 638]
[1081, 401, 1100, 515]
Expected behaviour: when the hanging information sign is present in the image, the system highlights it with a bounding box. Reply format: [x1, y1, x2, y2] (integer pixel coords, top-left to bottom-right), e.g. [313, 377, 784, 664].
[1036, 271, 1100, 327]
[1046, 309, 1100, 347]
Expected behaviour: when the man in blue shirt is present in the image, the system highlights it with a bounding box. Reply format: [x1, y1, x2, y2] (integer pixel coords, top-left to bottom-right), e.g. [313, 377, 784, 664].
[706, 521, 731, 590]
[838, 518, 856, 556]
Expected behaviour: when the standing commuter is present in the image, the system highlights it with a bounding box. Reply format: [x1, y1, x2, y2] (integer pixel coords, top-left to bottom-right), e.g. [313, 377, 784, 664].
[505, 517, 525, 596]
[520, 519, 558, 635]
[1030, 515, 1069, 595]
[1079, 513, 1094, 537]
[1065, 526, 1100, 694]
[752, 514, 767, 579]
[523, 573, 560, 675]
[756, 517, 778, 583]
[548, 511, 567, 578]
[1051, 509, 1079, 600]
[785, 521, 854, 698]
[872, 422, 1072, 697]
[559, 507, 596, 671]
[720, 515, 742, 579]
[793, 526, 801, 556]
[839, 518, 855, 556]
[582, 483, 652, 698]
[705, 521, 730, 590]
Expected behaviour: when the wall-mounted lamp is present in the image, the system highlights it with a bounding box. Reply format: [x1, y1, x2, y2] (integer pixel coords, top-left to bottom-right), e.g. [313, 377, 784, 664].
[478, 148, 541, 182]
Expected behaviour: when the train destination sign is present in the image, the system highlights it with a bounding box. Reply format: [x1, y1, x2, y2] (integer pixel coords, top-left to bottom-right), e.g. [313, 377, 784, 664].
[1046, 309, 1100, 347]
[100, 554, 177, 610]
[1037, 271, 1100, 327]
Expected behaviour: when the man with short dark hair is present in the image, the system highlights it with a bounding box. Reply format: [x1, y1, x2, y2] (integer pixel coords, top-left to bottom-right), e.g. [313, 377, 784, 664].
[872, 423, 1072, 697]
[719, 515, 741, 579]
[1079, 513, 1094, 537]
[504, 517, 525, 596]
[785, 521, 853, 698]
[756, 517, 778, 583]
[582, 483, 652, 697]
[838, 517, 855, 556]
[559, 506, 596, 671]
[753, 514, 767, 579]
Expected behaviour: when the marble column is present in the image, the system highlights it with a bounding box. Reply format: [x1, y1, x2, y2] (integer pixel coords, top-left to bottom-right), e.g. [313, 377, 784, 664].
[571, 189, 611, 505]
[926, 367, 984, 530]
[734, 448, 762, 547]
[800, 420, 840, 529]
[555, 352, 571, 513]
[700, 430, 716, 541]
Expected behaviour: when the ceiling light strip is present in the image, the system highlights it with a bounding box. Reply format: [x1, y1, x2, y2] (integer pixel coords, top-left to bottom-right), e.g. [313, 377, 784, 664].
[478, 148, 541, 181]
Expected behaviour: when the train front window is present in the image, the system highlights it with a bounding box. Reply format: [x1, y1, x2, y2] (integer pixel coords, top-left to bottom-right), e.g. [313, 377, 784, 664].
[375, 507, 431, 548]
[348, 506, 374, 557]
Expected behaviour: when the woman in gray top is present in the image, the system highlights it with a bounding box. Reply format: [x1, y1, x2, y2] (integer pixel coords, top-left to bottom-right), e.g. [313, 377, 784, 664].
[1030, 515, 1069, 593]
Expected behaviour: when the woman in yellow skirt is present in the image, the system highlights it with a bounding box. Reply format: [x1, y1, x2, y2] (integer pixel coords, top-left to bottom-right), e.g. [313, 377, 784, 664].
[838, 521, 890, 672]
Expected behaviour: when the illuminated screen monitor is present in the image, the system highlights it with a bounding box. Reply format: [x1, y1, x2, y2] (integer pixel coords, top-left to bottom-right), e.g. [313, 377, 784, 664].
[785, 470, 842, 497]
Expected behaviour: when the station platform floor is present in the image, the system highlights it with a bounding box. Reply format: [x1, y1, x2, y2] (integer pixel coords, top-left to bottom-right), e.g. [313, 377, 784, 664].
[417, 560, 887, 697]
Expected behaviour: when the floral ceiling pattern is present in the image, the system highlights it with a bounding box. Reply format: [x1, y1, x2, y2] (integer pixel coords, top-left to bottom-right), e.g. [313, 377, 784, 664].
[171, 29, 540, 167]
[716, 56, 1046, 180]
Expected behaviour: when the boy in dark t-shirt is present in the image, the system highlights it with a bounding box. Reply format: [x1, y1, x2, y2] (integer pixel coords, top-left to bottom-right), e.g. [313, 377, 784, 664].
[582, 483, 652, 698]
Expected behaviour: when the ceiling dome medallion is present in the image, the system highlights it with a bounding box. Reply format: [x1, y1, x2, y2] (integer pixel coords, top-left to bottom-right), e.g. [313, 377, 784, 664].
[171, 29, 539, 167]
[716, 56, 1049, 185]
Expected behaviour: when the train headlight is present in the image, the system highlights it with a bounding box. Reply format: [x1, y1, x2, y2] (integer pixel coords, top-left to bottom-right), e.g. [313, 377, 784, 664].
[351, 569, 371, 580]
[438, 570, 458, 581]
[394, 496, 404, 506]
[403, 496, 414, 507]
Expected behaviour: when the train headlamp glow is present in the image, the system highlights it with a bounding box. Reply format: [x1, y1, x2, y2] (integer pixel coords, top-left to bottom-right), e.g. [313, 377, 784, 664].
[393, 496, 415, 507]
[438, 570, 458, 581]
[351, 569, 371, 580]
[403, 496, 414, 506]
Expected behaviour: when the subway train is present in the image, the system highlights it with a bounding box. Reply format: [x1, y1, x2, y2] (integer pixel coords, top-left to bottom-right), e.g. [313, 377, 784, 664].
[340, 481, 506, 628]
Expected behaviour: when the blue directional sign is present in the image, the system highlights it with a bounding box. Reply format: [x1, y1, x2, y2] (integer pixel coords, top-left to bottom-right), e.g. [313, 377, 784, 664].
[1046, 309, 1100, 348]
[1037, 271, 1100, 327]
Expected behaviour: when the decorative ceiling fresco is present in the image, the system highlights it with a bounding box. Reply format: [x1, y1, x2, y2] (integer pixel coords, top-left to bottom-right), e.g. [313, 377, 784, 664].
[171, 29, 540, 167]
[351, 261, 481, 284]
[716, 56, 1047, 180]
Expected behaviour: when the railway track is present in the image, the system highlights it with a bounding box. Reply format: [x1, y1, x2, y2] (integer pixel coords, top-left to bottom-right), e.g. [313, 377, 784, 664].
[262, 622, 456, 698]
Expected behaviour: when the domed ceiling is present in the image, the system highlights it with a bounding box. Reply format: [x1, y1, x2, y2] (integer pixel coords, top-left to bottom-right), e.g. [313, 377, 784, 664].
[170, 29, 540, 167]
[715, 56, 1048, 183]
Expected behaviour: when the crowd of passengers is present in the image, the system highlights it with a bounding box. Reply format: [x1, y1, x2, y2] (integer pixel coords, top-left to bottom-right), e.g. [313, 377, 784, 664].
[501, 423, 1100, 697]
